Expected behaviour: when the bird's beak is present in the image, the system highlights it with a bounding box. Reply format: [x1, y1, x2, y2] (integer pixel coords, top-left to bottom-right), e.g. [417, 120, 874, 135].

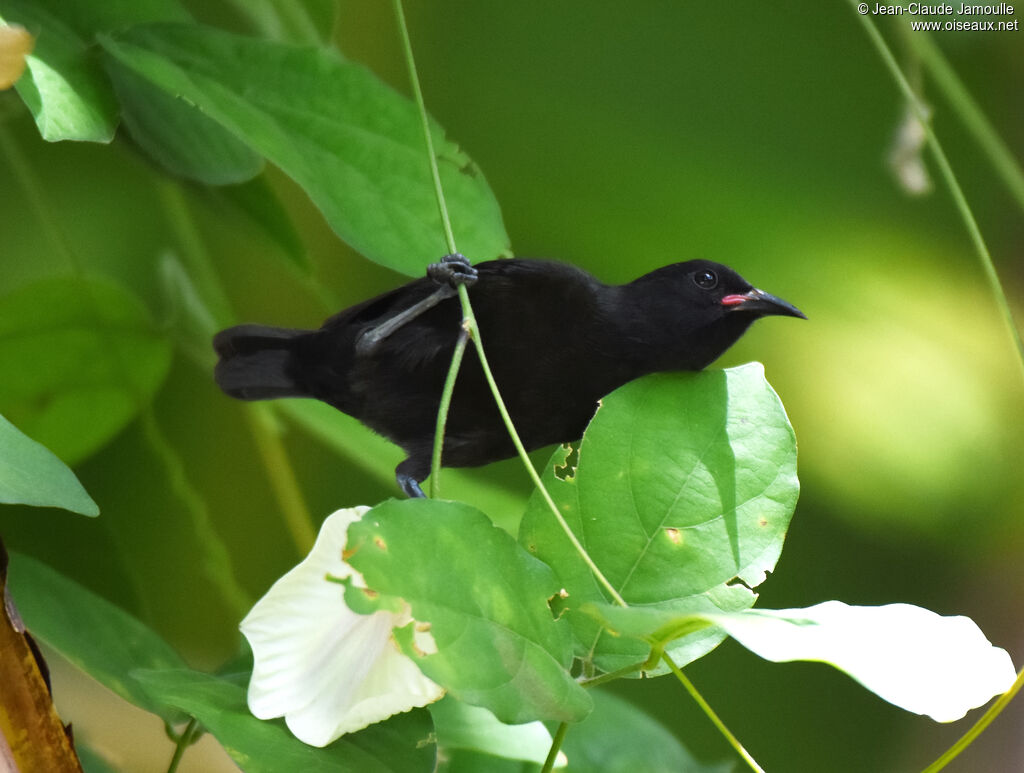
[721, 288, 806, 319]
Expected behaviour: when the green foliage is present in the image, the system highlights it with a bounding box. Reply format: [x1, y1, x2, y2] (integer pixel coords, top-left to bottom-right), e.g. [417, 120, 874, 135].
[106, 59, 265, 185]
[0, 414, 98, 515]
[0, 0, 118, 142]
[346, 498, 592, 724]
[7, 552, 188, 723]
[133, 669, 437, 772]
[0, 278, 172, 465]
[519, 364, 798, 674]
[557, 690, 733, 773]
[0, 1, 1019, 771]
[99, 22, 510, 275]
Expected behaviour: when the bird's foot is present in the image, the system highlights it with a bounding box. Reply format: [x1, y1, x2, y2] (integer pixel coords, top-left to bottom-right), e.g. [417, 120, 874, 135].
[396, 458, 428, 498]
[427, 254, 477, 289]
[397, 472, 426, 498]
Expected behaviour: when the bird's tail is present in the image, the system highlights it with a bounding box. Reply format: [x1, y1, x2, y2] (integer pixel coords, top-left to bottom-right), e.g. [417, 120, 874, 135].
[213, 324, 310, 400]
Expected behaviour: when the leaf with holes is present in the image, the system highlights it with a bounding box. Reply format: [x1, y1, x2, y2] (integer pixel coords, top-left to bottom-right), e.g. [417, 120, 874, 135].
[518, 363, 799, 674]
[346, 498, 591, 724]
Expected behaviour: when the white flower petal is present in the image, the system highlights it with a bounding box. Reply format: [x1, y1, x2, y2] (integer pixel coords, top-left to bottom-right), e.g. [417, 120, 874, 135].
[241, 506, 444, 746]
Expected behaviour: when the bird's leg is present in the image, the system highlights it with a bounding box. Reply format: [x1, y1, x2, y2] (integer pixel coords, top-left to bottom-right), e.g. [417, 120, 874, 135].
[395, 456, 429, 499]
[355, 254, 477, 356]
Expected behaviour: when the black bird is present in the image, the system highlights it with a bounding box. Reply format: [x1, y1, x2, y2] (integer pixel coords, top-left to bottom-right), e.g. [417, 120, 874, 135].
[213, 255, 804, 497]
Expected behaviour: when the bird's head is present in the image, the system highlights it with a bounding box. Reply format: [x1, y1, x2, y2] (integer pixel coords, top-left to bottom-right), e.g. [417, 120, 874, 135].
[621, 259, 805, 371]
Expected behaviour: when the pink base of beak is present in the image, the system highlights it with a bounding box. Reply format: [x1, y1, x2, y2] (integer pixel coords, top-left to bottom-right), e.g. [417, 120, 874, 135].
[721, 294, 748, 306]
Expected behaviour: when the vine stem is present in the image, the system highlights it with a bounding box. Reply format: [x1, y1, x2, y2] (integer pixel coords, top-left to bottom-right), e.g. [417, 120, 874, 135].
[920, 664, 1024, 773]
[662, 653, 765, 773]
[165, 718, 199, 773]
[540, 722, 569, 773]
[850, 6, 1024, 769]
[393, 0, 457, 256]
[850, 5, 1024, 384]
[457, 286, 628, 607]
[392, 0, 627, 606]
[903, 28, 1024, 214]
[430, 326, 469, 499]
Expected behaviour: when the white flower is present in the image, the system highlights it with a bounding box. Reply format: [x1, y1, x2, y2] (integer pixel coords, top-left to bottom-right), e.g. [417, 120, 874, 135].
[240, 506, 444, 746]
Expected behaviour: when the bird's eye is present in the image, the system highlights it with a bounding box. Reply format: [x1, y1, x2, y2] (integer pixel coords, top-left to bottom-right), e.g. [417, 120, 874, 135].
[693, 269, 718, 290]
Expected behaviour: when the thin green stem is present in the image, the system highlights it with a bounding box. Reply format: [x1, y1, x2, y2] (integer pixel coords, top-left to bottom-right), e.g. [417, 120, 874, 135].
[457, 289, 628, 607]
[850, 5, 1024, 384]
[540, 721, 569, 773]
[394, 0, 462, 501]
[578, 659, 651, 688]
[393, 0, 457, 255]
[392, 0, 625, 603]
[905, 29, 1024, 214]
[429, 326, 470, 498]
[920, 664, 1024, 773]
[165, 717, 199, 773]
[662, 653, 765, 773]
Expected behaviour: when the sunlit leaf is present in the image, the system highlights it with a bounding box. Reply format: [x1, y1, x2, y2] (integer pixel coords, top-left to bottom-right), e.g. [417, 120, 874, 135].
[346, 498, 592, 724]
[7, 552, 187, 723]
[0, 278, 172, 465]
[707, 602, 1016, 723]
[99, 23, 510, 276]
[0, 413, 98, 516]
[133, 669, 436, 772]
[519, 363, 799, 674]
[585, 600, 1016, 723]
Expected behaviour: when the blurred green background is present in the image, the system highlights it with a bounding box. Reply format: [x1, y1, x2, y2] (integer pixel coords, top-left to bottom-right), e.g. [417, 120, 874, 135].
[1, 1, 1022, 770]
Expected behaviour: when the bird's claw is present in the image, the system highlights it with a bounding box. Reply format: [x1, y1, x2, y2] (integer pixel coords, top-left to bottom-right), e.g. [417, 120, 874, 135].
[428, 254, 478, 289]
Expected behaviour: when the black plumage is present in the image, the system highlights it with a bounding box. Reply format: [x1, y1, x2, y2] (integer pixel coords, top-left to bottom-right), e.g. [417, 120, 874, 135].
[213, 257, 804, 497]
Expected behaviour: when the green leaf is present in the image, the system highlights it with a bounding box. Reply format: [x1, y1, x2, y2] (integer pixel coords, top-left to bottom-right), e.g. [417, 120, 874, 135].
[346, 498, 592, 724]
[99, 23, 510, 276]
[0, 1, 117, 142]
[106, 58, 264, 185]
[0, 0, 190, 142]
[132, 669, 436, 772]
[0, 278, 173, 465]
[430, 697, 556, 766]
[6, 552, 188, 723]
[519, 364, 799, 674]
[0, 413, 98, 515]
